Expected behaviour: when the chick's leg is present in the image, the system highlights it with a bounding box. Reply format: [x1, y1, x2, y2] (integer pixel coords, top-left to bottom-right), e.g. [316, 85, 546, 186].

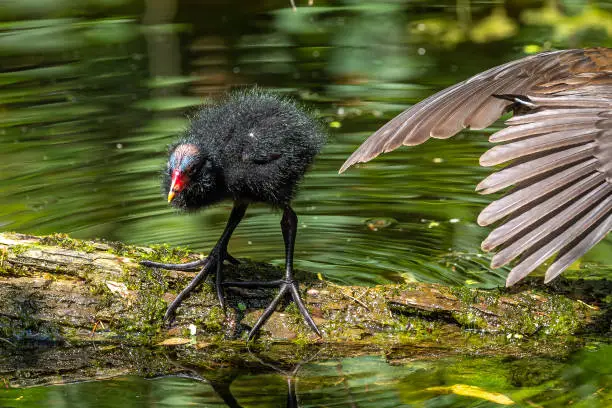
[225, 206, 321, 340]
[142, 202, 248, 322]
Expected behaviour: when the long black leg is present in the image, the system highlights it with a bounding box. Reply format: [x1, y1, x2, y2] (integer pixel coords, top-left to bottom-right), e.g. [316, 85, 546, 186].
[226, 206, 321, 340]
[278, 206, 321, 335]
[147, 202, 248, 322]
[164, 261, 211, 321]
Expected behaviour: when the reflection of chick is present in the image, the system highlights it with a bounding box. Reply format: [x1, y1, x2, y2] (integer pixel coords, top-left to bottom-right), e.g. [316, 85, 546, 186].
[142, 89, 326, 340]
[342, 48, 612, 285]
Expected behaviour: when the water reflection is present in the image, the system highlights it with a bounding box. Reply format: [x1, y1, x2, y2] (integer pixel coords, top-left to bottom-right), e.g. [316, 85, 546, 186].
[1, 343, 610, 407]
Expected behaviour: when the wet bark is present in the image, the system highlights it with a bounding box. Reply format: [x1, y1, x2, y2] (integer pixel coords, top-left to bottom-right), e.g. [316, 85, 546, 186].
[0, 232, 609, 387]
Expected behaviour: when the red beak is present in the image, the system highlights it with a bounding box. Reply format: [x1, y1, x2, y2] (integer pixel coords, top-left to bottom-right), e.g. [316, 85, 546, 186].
[168, 169, 187, 203]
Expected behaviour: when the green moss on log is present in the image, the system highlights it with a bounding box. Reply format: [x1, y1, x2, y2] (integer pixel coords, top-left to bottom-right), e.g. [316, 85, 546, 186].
[0, 232, 608, 356]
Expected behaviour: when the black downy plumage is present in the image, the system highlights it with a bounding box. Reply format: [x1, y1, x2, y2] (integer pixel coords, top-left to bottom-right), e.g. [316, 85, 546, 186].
[142, 89, 326, 340]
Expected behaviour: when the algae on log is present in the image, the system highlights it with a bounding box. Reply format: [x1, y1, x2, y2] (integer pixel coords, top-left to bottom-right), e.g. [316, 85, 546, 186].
[0, 232, 609, 387]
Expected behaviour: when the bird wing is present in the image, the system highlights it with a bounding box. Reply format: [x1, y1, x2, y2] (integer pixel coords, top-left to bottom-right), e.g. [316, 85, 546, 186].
[339, 48, 612, 285]
[339, 48, 611, 173]
[477, 91, 612, 286]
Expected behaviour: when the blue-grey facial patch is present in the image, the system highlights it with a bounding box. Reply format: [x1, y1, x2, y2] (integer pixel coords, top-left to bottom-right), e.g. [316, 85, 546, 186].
[169, 143, 200, 172]
[180, 155, 197, 173]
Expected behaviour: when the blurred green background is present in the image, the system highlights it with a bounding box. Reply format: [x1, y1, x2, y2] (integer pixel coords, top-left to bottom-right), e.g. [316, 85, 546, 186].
[1, 0, 612, 407]
[1, 0, 611, 287]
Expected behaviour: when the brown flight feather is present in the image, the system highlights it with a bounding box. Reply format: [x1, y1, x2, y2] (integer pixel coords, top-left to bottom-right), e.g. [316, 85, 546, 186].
[340, 48, 612, 286]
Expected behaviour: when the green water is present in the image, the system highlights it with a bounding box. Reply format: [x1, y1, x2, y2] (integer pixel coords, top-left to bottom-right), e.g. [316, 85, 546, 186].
[1, 0, 610, 286]
[1, 0, 611, 405]
[2, 345, 611, 407]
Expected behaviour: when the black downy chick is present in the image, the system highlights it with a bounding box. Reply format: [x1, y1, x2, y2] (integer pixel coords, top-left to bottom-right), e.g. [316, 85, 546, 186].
[141, 90, 326, 340]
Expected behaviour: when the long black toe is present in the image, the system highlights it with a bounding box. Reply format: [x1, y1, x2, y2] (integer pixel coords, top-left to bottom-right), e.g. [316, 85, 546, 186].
[140, 258, 208, 271]
[225, 279, 321, 341]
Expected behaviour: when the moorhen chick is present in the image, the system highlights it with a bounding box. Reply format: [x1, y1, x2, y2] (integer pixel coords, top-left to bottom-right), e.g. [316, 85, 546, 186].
[340, 48, 611, 286]
[142, 89, 325, 339]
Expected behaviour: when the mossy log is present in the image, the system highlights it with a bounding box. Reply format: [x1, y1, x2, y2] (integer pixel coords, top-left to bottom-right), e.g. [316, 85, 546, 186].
[0, 232, 609, 388]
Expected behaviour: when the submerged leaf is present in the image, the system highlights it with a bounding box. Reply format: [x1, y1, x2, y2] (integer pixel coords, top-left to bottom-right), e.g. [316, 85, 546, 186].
[426, 384, 515, 405]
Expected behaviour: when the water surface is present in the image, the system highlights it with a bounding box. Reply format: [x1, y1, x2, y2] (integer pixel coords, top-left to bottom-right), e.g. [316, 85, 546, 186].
[2, 344, 611, 407]
[2, 0, 609, 287]
[1, 0, 611, 405]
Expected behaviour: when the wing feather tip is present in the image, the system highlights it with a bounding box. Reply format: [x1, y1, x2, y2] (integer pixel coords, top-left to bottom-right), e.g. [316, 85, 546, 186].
[490, 256, 505, 269]
[543, 273, 558, 284]
[476, 212, 491, 227]
[505, 263, 536, 287]
[481, 240, 493, 252]
[505, 272, 522, 287]
[544, 264, 566, 284]
[338, 160, 352, 174]
[338, 152, 368, 174]
[479, 151, 498, 167]
[475, 180, 487, 192]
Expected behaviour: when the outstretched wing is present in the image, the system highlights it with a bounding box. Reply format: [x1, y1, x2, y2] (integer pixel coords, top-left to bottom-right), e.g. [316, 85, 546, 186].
[339, 48, 611, 172]
[339, 48, 612, 285]
[476, 91, 612, 285]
